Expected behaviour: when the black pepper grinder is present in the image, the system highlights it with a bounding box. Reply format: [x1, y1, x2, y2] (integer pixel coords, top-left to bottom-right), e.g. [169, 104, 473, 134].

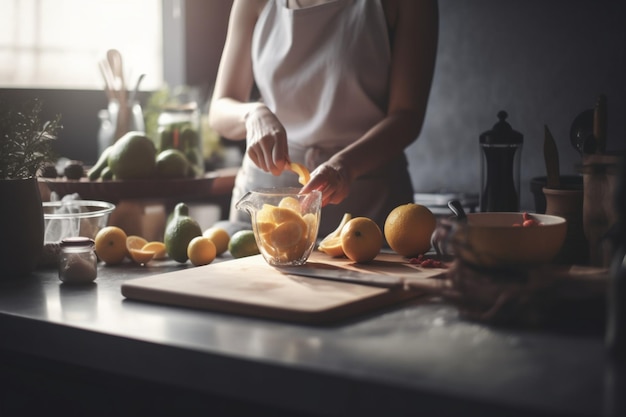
[479, 111, 524, 212]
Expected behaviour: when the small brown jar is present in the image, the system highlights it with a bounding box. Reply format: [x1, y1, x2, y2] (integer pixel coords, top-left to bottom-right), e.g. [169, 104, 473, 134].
[58, 237, 98, 284]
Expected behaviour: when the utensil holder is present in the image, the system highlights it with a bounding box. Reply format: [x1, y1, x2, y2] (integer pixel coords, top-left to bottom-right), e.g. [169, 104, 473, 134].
[543, 187, 587, 265]
[98, 100, 145, 154]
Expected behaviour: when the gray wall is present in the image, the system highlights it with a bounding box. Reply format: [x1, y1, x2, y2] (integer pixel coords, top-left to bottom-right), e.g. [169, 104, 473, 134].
[2, 0, 623, 214]
[410, 0, 625, 210]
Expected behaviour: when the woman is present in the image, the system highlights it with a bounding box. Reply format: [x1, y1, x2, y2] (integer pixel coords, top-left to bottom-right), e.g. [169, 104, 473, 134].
[209, 0, 438, 236]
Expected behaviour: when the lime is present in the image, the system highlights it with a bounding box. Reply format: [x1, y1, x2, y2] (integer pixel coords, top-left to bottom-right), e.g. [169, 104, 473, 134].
[107, 131, 156, 179]
[164, 203, 203, 263]
[228, 230, 260, 259]
[156, 149, 189, 179]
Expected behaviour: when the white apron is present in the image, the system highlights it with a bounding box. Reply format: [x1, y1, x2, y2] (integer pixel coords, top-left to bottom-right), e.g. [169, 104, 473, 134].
[230, 0, 414, 236]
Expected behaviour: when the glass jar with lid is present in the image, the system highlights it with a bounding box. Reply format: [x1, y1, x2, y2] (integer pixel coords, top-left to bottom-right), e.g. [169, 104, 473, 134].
[58, 237, 98, 284]
[156, 102, 204, 177]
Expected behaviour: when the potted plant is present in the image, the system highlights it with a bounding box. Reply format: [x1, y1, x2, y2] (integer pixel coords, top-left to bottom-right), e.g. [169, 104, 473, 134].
[0, 99, 62, 277]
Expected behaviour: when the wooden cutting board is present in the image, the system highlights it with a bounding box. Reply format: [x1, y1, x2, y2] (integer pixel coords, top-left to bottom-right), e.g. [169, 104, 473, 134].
[121, 252, 447, 324]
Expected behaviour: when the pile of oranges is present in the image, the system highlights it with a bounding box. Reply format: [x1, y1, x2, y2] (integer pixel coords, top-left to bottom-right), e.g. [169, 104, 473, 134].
[254, 196, 318, 264]
[94, 226, 165, 266]
[318, 203, 436, 263]
[94, 224, 230, 267]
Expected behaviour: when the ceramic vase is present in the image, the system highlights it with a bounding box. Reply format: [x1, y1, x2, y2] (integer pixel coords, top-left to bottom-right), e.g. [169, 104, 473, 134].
[0, 177, 44, 277]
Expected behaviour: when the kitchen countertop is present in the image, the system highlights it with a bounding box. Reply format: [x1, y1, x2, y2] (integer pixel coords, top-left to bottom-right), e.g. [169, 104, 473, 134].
[0, 257, 623, 417]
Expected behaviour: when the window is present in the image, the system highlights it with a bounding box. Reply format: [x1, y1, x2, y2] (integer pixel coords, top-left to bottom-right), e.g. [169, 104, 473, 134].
[0, 0, 163, 90]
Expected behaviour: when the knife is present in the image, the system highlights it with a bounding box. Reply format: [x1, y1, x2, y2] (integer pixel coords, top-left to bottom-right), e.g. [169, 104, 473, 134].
[544, 125, 560, 189]
[276, 263, 405, 289]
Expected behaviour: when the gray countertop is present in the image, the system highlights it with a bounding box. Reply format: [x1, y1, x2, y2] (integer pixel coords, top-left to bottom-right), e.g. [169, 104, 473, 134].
[0, 258, 622, 417]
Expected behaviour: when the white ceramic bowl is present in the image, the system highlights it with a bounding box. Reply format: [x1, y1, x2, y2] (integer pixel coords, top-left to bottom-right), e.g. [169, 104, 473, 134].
[43, 200, 115, 243]
[451, 212, 567, 269]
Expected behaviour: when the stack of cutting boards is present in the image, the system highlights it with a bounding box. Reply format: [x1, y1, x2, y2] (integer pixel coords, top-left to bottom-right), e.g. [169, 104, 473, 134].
[121, 252, 447, 324]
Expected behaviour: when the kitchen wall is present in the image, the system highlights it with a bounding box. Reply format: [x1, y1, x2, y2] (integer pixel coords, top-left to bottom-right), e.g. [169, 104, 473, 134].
[1, 0, 623, 211]
[410, 0, 625, 210]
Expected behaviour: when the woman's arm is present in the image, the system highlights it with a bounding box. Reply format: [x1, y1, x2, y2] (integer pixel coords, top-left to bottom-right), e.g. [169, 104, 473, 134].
[302, 0, 439, 205]
[208, 0, 266, 140]
[208, 0, 290, 175]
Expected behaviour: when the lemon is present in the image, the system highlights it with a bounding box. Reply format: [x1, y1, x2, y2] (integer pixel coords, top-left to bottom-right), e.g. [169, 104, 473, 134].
[107, 131, 157, 179]
[155, 149, 189, 179]
[187, 236, 217, 266]
[228, 230, 260, 259]
[164, 203, 203, 263]
[94, 226, 128, 265]
[203, 227, 230, 256]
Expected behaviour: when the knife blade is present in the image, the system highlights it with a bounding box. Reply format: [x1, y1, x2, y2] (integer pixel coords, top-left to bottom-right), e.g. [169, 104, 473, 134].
[544, 125, 560, 189]
[276, 263, 405, 289]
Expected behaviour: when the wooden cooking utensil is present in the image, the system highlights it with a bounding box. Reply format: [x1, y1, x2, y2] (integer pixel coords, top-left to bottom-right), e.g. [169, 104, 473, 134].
[544, 125, 561, 189]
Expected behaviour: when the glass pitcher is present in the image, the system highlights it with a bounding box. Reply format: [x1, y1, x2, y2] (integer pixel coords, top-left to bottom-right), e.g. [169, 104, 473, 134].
[236, 188, 322, 266]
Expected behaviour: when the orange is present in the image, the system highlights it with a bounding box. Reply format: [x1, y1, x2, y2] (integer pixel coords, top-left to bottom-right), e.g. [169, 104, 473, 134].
[126, 235, 148, 251]
[302, 212, 319, 242]
[270, 220, 305, 250]
[126, 235, 148, 259]
[289, 162, 310, 185]
[187, 236, 217, 266]
[384, 203, 436, 257]
[340, 217, 382, 263]
[142, 241, 167, 259]
[128, 248, 155, 265]
[94, 226, 128, 265]
[254, 202, 311, 263]
[202, 227, 230, 256]
[318, 235, 345, 257]
[278, 196, 302, 214]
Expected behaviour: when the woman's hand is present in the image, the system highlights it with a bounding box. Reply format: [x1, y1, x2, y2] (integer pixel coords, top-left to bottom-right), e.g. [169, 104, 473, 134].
[244, 105, 290, 176]
[301, 162, 351, 207]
